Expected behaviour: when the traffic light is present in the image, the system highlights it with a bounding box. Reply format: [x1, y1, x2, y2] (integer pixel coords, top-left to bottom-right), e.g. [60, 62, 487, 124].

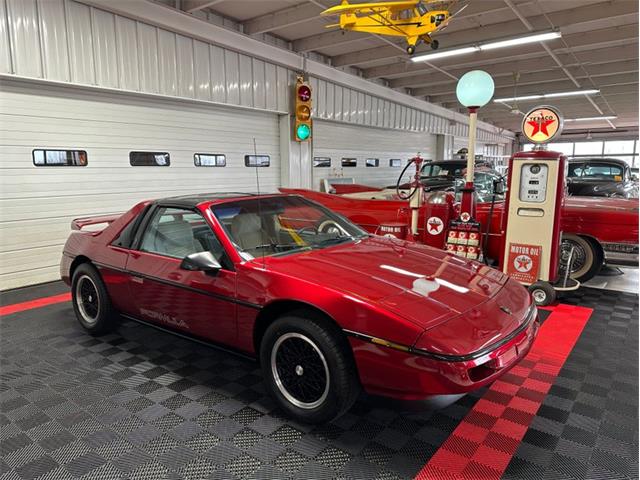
[294, 76, 312, 142]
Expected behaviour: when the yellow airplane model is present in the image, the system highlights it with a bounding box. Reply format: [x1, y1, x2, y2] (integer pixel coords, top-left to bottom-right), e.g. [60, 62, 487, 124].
[321, 0, 466, 55]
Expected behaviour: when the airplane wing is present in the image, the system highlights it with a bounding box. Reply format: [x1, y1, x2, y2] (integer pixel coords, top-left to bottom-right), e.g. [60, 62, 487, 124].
[321, 1, 419, 16]
[433, 1, 468, 34]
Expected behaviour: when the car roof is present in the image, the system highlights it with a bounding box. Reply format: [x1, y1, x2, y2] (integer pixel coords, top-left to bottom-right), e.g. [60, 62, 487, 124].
[155, 192, 289, 209]
[568, 157, 628, 166]
[426, 159, 490, 165]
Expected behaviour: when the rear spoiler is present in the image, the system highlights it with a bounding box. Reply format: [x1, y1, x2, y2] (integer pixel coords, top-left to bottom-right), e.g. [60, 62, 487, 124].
[71, 214, 120, 231]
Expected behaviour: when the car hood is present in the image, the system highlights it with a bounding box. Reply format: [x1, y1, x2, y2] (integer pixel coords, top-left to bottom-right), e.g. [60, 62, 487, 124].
[264, 236, 509, 330]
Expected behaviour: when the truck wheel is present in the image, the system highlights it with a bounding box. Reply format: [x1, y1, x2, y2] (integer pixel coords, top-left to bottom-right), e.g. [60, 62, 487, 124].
[71, 263, 117, 335]
[561, 234, 603, 282]
[528, 281, 556, 306]
[260, 313, 360, 424]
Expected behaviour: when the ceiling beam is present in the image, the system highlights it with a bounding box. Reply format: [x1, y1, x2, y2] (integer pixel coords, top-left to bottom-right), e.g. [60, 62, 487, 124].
[330, 1, 637, 67]
[503, 0, 614, 128]
[365, 24, 636, 80]
[374, 24, 636, 84]
[182, 0, 225, 13]
[411, 59, 639, 97]
[479, 107, 638, 123]
[243, 3, 324, 36]
[396, 42, 638, 90]
[293, 29, 368, 52]
[427, 73, 639, 104]
[290, 0, 585, 58]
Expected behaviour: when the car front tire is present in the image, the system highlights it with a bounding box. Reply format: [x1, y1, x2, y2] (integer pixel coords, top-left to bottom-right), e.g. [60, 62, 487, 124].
[71, 263, 117, 335]
[260, 313, 360, 424]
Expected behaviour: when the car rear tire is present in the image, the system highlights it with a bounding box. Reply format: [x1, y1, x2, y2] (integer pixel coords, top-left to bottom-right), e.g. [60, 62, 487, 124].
[561, 234, 603, 283]
[71, 263, 117, 335]
[260, 313, 360, 424]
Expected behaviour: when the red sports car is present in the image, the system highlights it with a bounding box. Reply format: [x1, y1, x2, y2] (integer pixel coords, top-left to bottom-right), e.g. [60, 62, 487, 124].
[61, 193, 538, 423]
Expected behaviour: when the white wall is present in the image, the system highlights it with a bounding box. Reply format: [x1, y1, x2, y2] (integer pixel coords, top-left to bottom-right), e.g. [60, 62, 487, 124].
[312, 121, 436, 189]
[0, 0, 515, 289]
[0, 80, 280, 289]
[0, 0, 513, 145]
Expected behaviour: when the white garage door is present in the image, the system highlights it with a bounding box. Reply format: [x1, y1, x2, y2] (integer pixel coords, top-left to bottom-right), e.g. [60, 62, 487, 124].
[0, 80, 281, 289]
[312, 120, 437, 190]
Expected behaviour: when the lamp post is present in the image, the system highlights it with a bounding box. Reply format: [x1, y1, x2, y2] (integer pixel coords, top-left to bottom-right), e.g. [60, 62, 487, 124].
[455, 70, 495, 220]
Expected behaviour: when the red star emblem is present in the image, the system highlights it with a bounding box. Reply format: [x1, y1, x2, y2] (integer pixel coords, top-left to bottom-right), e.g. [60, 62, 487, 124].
[428, 219, 442, 232]
[527, 117, 555, 136]
[517, 257, 531, 270]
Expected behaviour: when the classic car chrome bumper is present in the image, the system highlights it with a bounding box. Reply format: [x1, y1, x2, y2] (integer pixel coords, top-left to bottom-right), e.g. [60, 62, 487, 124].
[602, 243, 639, 266]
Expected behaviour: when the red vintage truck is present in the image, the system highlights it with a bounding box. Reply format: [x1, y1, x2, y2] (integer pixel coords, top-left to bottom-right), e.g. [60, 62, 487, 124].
[282, 168, 638, 282]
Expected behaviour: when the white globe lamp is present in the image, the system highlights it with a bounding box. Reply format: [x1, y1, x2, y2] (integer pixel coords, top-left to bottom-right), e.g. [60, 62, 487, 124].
[455, 70, 495, 221]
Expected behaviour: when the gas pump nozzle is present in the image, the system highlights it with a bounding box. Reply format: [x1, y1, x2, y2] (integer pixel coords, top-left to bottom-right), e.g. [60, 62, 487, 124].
[408, 155, 424, 239]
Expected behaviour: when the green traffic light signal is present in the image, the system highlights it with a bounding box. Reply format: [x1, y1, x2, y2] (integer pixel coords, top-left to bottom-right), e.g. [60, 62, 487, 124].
[296, 123, 311, 141]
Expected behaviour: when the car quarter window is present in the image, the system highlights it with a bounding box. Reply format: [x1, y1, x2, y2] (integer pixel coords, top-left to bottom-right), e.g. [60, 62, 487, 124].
[138, 207, 229, 267]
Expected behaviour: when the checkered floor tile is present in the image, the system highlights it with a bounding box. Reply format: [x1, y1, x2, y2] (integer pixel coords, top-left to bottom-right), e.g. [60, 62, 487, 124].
[0, 283, 637, 479]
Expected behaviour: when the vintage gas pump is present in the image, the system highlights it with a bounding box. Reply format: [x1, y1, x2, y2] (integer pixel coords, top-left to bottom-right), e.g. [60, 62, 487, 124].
[501, 106, 579, 305]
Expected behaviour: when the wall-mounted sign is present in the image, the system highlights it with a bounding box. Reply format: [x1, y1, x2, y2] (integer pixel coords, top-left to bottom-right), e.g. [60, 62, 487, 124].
[522, 106, 563, 144]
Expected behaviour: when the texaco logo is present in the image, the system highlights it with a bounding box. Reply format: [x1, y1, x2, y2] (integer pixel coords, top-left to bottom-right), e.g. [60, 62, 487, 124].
[427, 217, 444, 235]
[522, 106, 563, 144]
[460, 212, 471, 222]
[513, 254, 533, 273]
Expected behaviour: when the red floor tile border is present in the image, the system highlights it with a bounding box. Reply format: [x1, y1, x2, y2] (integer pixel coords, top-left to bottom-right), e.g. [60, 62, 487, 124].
[0, 292, 71, 317]
[414, 303, 593, 480]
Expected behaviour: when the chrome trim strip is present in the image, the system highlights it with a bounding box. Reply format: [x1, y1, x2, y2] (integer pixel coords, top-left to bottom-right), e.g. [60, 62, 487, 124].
[92, 261, 261, 310]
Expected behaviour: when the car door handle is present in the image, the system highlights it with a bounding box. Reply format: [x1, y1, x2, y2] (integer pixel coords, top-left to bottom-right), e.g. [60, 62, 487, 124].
[131, 276, 144, 284]
[168, 272, 182, 281]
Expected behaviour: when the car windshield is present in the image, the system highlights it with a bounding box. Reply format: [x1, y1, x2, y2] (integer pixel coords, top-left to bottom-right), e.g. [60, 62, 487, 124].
[420, 162, 506, 202]
[451, 170, 506, 203]
[568, 162, 624, 179]
[212, 196, 368, 260]
[421, 163, 465, 178]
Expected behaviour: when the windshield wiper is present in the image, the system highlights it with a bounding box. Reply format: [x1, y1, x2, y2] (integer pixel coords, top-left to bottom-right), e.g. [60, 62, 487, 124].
[313, 235, 361, 247]
[253, 243, 304, 251]
[247, 243, 313, 258]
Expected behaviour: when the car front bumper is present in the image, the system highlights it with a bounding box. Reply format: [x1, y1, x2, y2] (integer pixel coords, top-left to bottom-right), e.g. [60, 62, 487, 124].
[602, 242, 639, 267]
[348, 309, 539, 403]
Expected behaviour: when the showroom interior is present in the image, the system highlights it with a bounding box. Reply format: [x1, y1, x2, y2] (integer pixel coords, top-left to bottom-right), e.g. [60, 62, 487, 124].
[0, 0, 638, 479]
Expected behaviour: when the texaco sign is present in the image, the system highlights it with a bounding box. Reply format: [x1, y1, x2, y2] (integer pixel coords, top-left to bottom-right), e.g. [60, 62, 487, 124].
[522, 106, 563, 144]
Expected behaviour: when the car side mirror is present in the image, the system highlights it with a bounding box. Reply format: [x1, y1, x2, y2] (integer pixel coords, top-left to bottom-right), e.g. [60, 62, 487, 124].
[180, 251, 221, 274]
[493, 180, 506, 195]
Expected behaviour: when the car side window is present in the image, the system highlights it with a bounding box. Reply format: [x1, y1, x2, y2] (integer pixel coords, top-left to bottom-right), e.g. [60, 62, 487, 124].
[139, 207, 228, 266]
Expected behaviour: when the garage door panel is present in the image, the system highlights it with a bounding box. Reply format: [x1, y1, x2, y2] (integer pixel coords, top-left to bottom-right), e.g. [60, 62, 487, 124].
[0, 217, 74, 251]
[1, 175, 261, 196]
[0, 81, 281, 288]
[0, 116, 279, 147]
[0, 245, 64, 275]
[0, 87, 281, 132]
[0, 266, 60, 290]
[312, 120, 436, 189]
